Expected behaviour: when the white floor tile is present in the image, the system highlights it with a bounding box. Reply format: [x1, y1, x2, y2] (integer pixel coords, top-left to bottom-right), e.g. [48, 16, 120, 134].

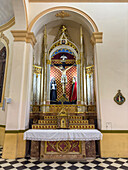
[86, 162, 96, 168]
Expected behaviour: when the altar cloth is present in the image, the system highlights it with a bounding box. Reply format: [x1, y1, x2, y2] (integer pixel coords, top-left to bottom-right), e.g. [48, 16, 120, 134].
[24, 129, 102, 141]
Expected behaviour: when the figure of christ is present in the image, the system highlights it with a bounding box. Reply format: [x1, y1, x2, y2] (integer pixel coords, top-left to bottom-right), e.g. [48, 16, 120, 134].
[53, 64, 74, 94]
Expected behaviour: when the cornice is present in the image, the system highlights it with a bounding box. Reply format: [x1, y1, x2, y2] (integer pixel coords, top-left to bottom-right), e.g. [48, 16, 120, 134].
[11, 30, 37, 48]
[0, 17, 15, 32]
[0, 125, 6, 128]
[29, 0, 128, 2]
[5, 129, 29, 133]
[91, 32, 103, 45]
[100, 130, 128, 133]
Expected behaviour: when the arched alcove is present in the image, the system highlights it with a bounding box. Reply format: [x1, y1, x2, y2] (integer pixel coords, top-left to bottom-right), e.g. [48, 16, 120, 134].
[29, 7, 102, 160]
[28, 6, 99, 34]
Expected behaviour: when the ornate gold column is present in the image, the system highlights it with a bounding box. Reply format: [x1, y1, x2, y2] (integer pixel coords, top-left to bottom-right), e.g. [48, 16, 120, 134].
[86, 65, 94, 105]
[43, 25, 47, 105]
[83, 58, 87, 105]
[76, 59, 81, 104]
[33, 65, 42, 104]
[80, 25, 84, 104]
[46, 59, 51, 104]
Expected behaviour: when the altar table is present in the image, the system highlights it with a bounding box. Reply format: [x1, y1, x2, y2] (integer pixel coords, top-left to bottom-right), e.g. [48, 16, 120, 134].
[24, 129, 102, 141]
[24, 129, 102, 161]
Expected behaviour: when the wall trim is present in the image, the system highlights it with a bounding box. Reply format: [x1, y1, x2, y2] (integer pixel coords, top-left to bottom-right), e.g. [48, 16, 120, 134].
[0, 33, 9, 107]
[5, 129, 29, 134]
[11, 30, 37, 48]
[0, 17, 15, 32]
[23, 0, 28, 29]
[29, 0, 128, 2]
[100, 130, 128, 133]
[0, 125, 6, 128]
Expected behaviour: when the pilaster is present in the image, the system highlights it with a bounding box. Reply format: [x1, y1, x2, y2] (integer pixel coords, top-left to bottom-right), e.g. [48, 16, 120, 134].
[0, 125, 5, 146]
[92, 32, 103, 130]
[2, 131, 26, 159]
[2, 30, 36, 159]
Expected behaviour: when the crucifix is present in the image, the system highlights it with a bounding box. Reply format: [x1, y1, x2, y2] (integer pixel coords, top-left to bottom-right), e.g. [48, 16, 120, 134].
[53, 64, 74, 94]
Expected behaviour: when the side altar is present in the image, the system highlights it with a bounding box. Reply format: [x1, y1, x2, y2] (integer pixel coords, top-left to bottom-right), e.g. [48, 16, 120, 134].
[26, 25, 102, 161]
[24, 104, 101, 161]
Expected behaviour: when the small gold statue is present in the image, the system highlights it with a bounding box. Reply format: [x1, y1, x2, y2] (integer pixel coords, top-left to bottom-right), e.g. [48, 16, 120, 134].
[62, 26, 66, 33]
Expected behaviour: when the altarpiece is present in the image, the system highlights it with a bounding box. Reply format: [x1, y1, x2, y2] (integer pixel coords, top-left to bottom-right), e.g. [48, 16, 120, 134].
[27, 25, 101, 160]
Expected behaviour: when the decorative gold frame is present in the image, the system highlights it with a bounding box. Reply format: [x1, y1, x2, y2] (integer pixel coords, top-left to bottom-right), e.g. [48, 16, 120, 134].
[114, 90, 126, 105]
[45, 141, 82, 155]
[0, 33, 9, 107]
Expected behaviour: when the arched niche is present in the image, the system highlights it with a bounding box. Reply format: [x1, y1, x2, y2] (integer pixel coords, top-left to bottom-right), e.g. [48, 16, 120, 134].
[0, 33, 9, 107]
[28, 6, 99, 35]
[31, 6, 102, 129]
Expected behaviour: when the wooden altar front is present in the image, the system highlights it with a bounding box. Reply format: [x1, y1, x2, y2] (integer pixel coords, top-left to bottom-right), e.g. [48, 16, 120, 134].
[30, 140, 96, 161]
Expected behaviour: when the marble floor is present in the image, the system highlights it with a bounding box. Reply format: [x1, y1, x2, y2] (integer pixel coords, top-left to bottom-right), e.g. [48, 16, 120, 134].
[0, 146, 128, 170]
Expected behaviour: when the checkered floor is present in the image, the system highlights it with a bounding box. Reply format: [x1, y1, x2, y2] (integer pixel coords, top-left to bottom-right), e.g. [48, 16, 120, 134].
[0, 146, 128, 170]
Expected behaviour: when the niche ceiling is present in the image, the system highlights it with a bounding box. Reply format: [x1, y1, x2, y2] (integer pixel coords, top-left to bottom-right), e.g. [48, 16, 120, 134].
[0, 0, 14, 26]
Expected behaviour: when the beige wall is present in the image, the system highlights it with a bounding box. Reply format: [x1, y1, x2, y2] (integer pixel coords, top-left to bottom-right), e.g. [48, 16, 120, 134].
[28, 3, 128, 130]
[0, 26, 14, 126]
[0, 3, 127, 130]
[0, 2, 128, 158]
[0, 126, 5, 146]
[100, 133, 128, 157]
[2, 132, 26, 159]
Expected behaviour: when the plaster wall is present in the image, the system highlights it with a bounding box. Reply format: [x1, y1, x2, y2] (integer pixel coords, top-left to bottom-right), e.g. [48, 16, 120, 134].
[1, 3, 128, 131]
[29, 3, 128, 130]
[100, 133, 128, 157]
[0, 26, 14, 126]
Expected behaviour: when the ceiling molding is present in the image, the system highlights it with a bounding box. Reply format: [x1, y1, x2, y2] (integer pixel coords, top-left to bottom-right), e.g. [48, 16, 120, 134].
[0, 17, 15, 32]
[23, 0, 28, 29]
[29, 0, 128, 2]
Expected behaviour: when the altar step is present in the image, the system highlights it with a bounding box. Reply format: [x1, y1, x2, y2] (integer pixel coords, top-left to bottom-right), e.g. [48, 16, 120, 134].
[38, 120, 89, 125]
[32, 115, 95, 129]
[32, 124, 95, 129]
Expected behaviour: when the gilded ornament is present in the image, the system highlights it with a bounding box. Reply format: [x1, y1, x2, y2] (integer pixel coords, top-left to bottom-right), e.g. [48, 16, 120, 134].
[55, 11, 70, 18]
[56, 141, 70, 153]
[33, 65, 42, 75]
[46, 59, 51, 65]
[45, 141, 81, 154]
[86, 65, 94, 78]
[76, 59, 81, 65]
[61, 25, 67, 32]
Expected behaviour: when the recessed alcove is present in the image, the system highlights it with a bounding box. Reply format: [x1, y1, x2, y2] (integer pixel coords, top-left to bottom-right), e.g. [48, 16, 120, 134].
[28, 9, 100, 160]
